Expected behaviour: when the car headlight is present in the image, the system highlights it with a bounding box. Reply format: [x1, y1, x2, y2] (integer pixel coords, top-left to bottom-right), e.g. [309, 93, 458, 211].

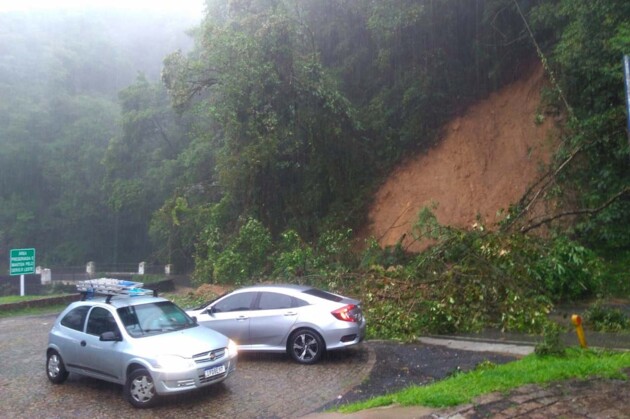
[153, 355, 195, 371]
[227, 339, 238, 357]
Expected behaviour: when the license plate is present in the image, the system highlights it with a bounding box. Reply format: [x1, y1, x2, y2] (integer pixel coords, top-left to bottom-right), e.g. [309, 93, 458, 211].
[204, 364, 226, 378]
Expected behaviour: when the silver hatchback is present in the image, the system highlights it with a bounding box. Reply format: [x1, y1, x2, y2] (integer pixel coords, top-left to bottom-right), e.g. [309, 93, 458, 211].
[46, 294, 238, 408]
[186, 284, 366, 364]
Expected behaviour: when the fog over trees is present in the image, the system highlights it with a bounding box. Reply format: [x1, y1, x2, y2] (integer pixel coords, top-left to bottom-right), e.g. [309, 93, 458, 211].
[0, 6, 199, 266]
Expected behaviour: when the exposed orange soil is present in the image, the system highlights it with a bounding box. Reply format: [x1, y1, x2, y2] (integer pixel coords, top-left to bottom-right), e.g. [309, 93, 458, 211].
[365, 64, 558, 252]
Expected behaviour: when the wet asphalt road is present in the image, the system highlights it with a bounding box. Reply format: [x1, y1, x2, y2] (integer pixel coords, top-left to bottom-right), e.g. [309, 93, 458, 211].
[0, 313, 516, 418]
[322, 341, 516, 411]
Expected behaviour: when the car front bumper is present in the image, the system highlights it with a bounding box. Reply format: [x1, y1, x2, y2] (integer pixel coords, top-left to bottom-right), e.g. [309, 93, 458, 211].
[152, 356, 237, 395]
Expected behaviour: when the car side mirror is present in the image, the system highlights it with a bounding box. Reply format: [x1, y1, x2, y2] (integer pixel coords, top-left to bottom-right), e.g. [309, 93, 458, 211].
[205, 306, 216, 317]
[100, 331, 122, 342]
[191, 316, 198, 324]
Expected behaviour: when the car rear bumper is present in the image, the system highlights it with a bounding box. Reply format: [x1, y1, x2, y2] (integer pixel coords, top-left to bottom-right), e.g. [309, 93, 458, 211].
[324, 319, 366, 350]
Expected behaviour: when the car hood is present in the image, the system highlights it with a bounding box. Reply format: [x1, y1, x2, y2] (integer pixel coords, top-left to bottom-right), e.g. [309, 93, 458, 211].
[131, 325, 229, 358]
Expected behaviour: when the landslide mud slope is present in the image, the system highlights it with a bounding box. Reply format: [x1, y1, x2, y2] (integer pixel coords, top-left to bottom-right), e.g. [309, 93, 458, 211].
[365, 64, 557, 252]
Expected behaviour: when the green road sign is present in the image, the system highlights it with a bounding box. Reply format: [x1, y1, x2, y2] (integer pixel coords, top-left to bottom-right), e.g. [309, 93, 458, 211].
[10, 248, 36, 276]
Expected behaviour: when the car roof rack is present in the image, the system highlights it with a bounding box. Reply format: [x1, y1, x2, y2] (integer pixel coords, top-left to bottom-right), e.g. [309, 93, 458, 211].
[77, 278, 158, 302]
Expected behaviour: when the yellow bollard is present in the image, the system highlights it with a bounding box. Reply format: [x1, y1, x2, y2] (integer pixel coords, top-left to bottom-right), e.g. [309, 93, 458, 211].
[571, 314, 588, 348]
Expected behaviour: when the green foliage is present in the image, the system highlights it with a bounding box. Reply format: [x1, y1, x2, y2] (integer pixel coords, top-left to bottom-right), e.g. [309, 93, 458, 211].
[355, 206, 605, 338]
[598, 250, 630, 297]
[364, 208, 605, 336]
[528, 236, 604, 301]
[273, 230, 315, 277]
[360, 237, 409, 269]
[193, 221, 358, 284]
[204, 217, 273, 284]
[316, 228, 356, 271]
[362, 286, 424, 340]
[530, 0, 630, 252]
[535, 322, 566, 356]
[584, 301, 630, 332]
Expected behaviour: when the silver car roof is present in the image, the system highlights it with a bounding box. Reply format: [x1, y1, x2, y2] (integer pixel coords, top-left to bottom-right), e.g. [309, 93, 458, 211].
[225, 284, 354, 302]
[230, 284, 312, 294]
[69, 295, 170, 309]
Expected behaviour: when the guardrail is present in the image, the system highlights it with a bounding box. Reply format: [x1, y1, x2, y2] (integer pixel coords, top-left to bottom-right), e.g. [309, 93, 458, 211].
[0, 278, 177, 312]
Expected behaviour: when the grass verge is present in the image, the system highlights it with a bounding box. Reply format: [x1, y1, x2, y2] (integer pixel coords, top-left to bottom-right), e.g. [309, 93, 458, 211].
[0, 295, 68, 304]
[338, 348, 630, 413]
[0, 303, 67, 318]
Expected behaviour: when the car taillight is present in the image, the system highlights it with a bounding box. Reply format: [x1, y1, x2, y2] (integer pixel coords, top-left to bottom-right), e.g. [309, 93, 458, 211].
[332, 304, 360, 322]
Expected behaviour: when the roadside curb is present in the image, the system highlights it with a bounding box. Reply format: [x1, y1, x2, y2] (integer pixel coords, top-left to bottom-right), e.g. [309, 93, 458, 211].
[418, 336, 535, 356]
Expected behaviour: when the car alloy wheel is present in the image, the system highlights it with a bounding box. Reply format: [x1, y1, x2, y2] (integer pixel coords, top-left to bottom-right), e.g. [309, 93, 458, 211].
[289, 328, 324, 364]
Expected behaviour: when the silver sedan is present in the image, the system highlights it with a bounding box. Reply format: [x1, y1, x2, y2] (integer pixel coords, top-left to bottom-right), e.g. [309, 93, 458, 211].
[186, 284, 366, 364]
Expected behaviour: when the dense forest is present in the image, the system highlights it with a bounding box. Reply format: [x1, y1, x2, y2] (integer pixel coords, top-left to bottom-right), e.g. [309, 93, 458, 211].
[0, 7, 197, 266]
[1, 0, 629, 324]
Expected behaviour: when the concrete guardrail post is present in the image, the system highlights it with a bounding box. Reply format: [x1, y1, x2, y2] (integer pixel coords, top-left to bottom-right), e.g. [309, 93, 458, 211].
[86, 261, 95, 276]
[41, 268, 51, 285]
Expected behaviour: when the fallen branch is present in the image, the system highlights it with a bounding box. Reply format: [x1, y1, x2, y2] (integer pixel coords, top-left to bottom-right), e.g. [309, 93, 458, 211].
[502, 143, 583, 232]
[520, 186, 630, 233]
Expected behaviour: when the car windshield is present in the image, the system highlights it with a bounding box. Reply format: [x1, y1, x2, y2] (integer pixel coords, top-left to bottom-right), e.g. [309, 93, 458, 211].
[117, 301, 196, 337]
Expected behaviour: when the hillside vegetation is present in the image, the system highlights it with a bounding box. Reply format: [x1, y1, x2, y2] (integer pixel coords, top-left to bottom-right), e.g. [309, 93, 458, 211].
[1, 1, 629, 335]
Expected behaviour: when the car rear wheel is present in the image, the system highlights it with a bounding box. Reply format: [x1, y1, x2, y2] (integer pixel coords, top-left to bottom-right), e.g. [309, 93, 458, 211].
[289, 328, 324, 364]
[46, 350, 69, 384]
[125, 368, 158, 408]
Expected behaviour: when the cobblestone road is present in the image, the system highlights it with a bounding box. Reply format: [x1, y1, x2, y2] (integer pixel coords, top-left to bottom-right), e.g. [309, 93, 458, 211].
[0, 313, 375, 419]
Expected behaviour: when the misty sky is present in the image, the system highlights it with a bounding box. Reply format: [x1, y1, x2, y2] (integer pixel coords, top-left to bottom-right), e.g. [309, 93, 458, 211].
[0, 0, 205, 15]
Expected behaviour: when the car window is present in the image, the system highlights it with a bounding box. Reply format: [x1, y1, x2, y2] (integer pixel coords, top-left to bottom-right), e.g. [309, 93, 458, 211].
[60, 305, 90, 332]
[292, 297, 309, 307]
[86, 307, 120, 337]
[302, 288, 343, 302]
[258, 292, 293, 310]
[213, 292, 256, 312]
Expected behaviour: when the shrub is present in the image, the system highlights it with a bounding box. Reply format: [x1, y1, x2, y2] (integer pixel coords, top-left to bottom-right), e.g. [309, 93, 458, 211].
[584, 301, 629, 332]
[529, 236, 604, 302]
[535, 322, 566, 356]
[273, 229, 315, 277]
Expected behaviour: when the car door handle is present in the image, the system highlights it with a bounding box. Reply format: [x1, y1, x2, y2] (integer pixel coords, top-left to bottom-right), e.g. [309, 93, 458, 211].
[284, 311, 297, 316]
[236, 316, 248, 321]
[80, 340, 86, 347]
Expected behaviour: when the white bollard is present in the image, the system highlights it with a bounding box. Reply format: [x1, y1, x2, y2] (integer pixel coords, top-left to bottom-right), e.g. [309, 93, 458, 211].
[41, 268, 51, 285]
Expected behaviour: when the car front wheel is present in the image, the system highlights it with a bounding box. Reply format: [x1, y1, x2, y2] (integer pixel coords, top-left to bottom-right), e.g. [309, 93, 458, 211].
[125, 368, 158, 408]
[289, 328, 324, 364]
[46, 350, 69, 384]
